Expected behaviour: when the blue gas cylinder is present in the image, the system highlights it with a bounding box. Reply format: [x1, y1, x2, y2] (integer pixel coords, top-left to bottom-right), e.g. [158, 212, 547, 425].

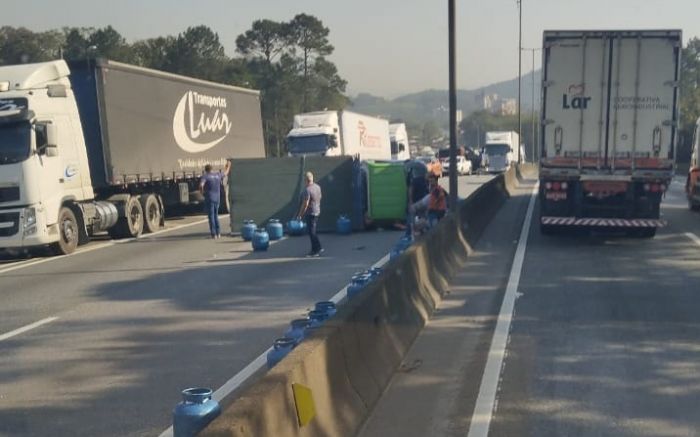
[308, 310, 328, 328]
[315, 301, 337, 318]
[285, 319, 311, 345]
[286, 219, 306, 236]
[266, 337, 296, 368]
[241, 220, 257, 241]
[347, 274, 371, 299]
[266, 219, 284, 240]
[390, 236, 413, 259]
[252, 229, 270, 251]
[367, 267, 383, 278]
[336, 215, 352, 235]
[173, 387, 221, 437]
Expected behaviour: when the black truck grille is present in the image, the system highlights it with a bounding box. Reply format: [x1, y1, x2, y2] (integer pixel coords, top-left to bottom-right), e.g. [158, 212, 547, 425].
[0, 212, 20, 237]
[0, 186, 20, 203]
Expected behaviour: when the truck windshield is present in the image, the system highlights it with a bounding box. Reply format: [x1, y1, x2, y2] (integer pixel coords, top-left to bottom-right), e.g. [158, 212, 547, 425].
[287, 135, 330, 155]
[0, 121, 31, 165]
[483, 143, 510, 156]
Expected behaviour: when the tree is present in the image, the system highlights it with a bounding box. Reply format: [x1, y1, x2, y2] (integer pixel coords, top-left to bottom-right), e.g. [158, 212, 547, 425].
[235, 19, 288, 65]
[132, 36, 176, 70]
[165, 26, 227, 81]
[61, 27, 95, 60]
[286, 14, 334, 111]
[0, 27, 63, 64]
[87, 26, 133, 62]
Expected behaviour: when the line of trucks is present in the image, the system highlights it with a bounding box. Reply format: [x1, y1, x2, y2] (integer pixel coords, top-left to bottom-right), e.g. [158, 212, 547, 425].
[0, 58, 411, 255]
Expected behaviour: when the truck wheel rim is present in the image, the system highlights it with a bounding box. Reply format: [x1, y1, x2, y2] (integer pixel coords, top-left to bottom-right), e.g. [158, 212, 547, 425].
[62, 218, 77, 244]
[130, 206, 142, 230]
[147, 204, 158, 224]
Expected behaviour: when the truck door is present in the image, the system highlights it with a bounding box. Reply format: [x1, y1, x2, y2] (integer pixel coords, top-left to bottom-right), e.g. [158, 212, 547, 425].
[542, 35, 609, 170]
[606, 35, 679, 172]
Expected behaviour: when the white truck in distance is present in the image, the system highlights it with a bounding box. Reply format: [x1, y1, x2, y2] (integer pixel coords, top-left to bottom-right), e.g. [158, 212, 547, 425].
[539, 30, 681, 237]
[481, 131, 520, 173]
[287, 110, 391, 161]
[0, 60, 264, 255]
[389, 123, 411, 160]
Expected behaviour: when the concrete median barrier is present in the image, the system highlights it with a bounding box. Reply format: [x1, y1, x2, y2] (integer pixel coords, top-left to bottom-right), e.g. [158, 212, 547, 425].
[200, 166, 528, 437]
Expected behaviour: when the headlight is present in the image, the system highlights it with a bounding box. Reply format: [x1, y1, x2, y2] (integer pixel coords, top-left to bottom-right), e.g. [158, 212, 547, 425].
[23, 207, 37, 236]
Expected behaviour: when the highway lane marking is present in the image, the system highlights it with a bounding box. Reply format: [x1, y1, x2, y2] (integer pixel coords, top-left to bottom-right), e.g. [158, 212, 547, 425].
[0, 317, 59, 342]
[467, 183, 538, 437]
[685, 232, 700, 248]
[157, 251, 392, 437]
[0, 215, 224, 276]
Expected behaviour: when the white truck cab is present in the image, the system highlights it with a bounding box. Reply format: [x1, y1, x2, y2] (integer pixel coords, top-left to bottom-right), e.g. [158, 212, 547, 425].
[0, 61, 94, 252]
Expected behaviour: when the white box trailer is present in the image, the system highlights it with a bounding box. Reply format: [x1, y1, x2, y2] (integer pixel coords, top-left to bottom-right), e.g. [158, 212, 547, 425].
[539, 30, 682, 237]
[389, 123, 411, 160]
[287, 110, 391, 161]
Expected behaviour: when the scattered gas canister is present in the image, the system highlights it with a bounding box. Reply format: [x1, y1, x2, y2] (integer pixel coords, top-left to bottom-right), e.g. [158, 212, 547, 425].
[314, 301, 337, 318]
[266, 337, 296, 368]
[252, 228, 270, 251]
[266, 219, 284, 240]
[336, 215, 352, 235]
[285, 319, 311, 345]
[172, 387, 221, 437]
[308, 309, 328, 328]
[241, 220, 256, 241]
[347, 273, 371, 299]
[286, 219, 306, 236]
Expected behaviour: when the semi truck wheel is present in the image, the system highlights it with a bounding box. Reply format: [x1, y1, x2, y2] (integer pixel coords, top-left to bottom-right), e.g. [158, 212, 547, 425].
[109, 196, 144, 239]
[631, 227, 657, 238]
[51, 207, 79, 255]
[140, 194, 162, 233]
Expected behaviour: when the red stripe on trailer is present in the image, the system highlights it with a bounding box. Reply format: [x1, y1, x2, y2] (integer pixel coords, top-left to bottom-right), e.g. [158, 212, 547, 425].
[541, 217, 667, 227]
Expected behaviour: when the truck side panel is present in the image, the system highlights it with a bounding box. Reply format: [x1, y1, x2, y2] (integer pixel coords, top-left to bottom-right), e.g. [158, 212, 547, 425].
[340, 111, 391, 161]
[70, 60, 265, 187]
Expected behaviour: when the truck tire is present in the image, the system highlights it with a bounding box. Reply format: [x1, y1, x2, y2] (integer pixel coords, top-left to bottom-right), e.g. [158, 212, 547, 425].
[109, 196, 144, 239]
[50, 207, 79, 255]
[140, 194, 162, 233]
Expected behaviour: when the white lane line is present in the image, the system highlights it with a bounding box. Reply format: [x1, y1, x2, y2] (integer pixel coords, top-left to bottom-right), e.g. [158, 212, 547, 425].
[157, 250, 393, 437]
[0, 317, 59, 342]
[467, 184, 538, 437]
[0, 215, 222, 276]
[685, 232, 700, 248]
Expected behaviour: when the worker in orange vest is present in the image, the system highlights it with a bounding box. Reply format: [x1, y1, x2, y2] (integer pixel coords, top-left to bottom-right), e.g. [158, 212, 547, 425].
[408, 174, 449, 233]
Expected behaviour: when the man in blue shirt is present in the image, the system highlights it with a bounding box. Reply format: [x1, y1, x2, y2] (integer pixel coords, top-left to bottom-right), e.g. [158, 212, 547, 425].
[199, 161, 231, 239]
[296, 171, 323, 257]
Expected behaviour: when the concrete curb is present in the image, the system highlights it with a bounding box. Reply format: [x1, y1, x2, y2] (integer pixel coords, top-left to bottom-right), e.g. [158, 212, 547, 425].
[200, 167, 525, 437]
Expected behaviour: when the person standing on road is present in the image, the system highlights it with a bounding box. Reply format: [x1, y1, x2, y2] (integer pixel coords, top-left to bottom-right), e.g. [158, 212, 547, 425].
[199, 160, 231, 239]
[296, 171, 323, 257]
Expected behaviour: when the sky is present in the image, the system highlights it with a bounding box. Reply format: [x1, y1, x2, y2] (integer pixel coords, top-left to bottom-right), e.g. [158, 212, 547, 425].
[2, 0, 699, 97]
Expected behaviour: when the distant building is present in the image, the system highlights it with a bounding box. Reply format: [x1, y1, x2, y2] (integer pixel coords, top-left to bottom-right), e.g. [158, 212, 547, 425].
[500, 99, 517, 115]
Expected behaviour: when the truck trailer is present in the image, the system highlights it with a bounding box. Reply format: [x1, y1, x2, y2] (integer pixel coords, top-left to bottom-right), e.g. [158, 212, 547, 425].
[0, 59, 264, 255]
[686, 117, 700, 210]
[539, 30, 681, 237]
[286, 110, 391, 161]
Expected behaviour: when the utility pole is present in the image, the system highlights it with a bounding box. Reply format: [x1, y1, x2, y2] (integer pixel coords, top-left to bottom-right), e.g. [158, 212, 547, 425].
[517, 0, 522, 163]
[448, 0, 458, 211]
[521, 47, 541, 162]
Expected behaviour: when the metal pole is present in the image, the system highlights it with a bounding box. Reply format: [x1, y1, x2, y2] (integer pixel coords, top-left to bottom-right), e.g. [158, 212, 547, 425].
[531, 48, 536, 162]
[517, 0, 522, 163]
[448, 0, 458, 211]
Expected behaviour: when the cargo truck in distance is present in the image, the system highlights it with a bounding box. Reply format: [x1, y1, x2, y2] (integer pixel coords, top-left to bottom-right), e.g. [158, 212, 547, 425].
[286, 110, 391, 160]
[389, 123, 411, 160]
[539, 30, 681, 237]
[0, 59, 265, 255]
[481, 131, 520, 173]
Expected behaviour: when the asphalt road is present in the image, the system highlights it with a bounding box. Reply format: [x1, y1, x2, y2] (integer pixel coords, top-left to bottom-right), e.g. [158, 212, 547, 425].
[360, 175, 700, 437]
[0, 175, 490, 437]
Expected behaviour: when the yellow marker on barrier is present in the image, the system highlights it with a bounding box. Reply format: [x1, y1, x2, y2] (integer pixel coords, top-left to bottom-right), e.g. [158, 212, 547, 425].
[292, 383, 316, 427]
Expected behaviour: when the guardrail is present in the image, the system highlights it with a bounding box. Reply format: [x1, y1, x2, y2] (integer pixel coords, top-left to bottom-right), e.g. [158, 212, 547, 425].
[198, 166, 524, 437]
